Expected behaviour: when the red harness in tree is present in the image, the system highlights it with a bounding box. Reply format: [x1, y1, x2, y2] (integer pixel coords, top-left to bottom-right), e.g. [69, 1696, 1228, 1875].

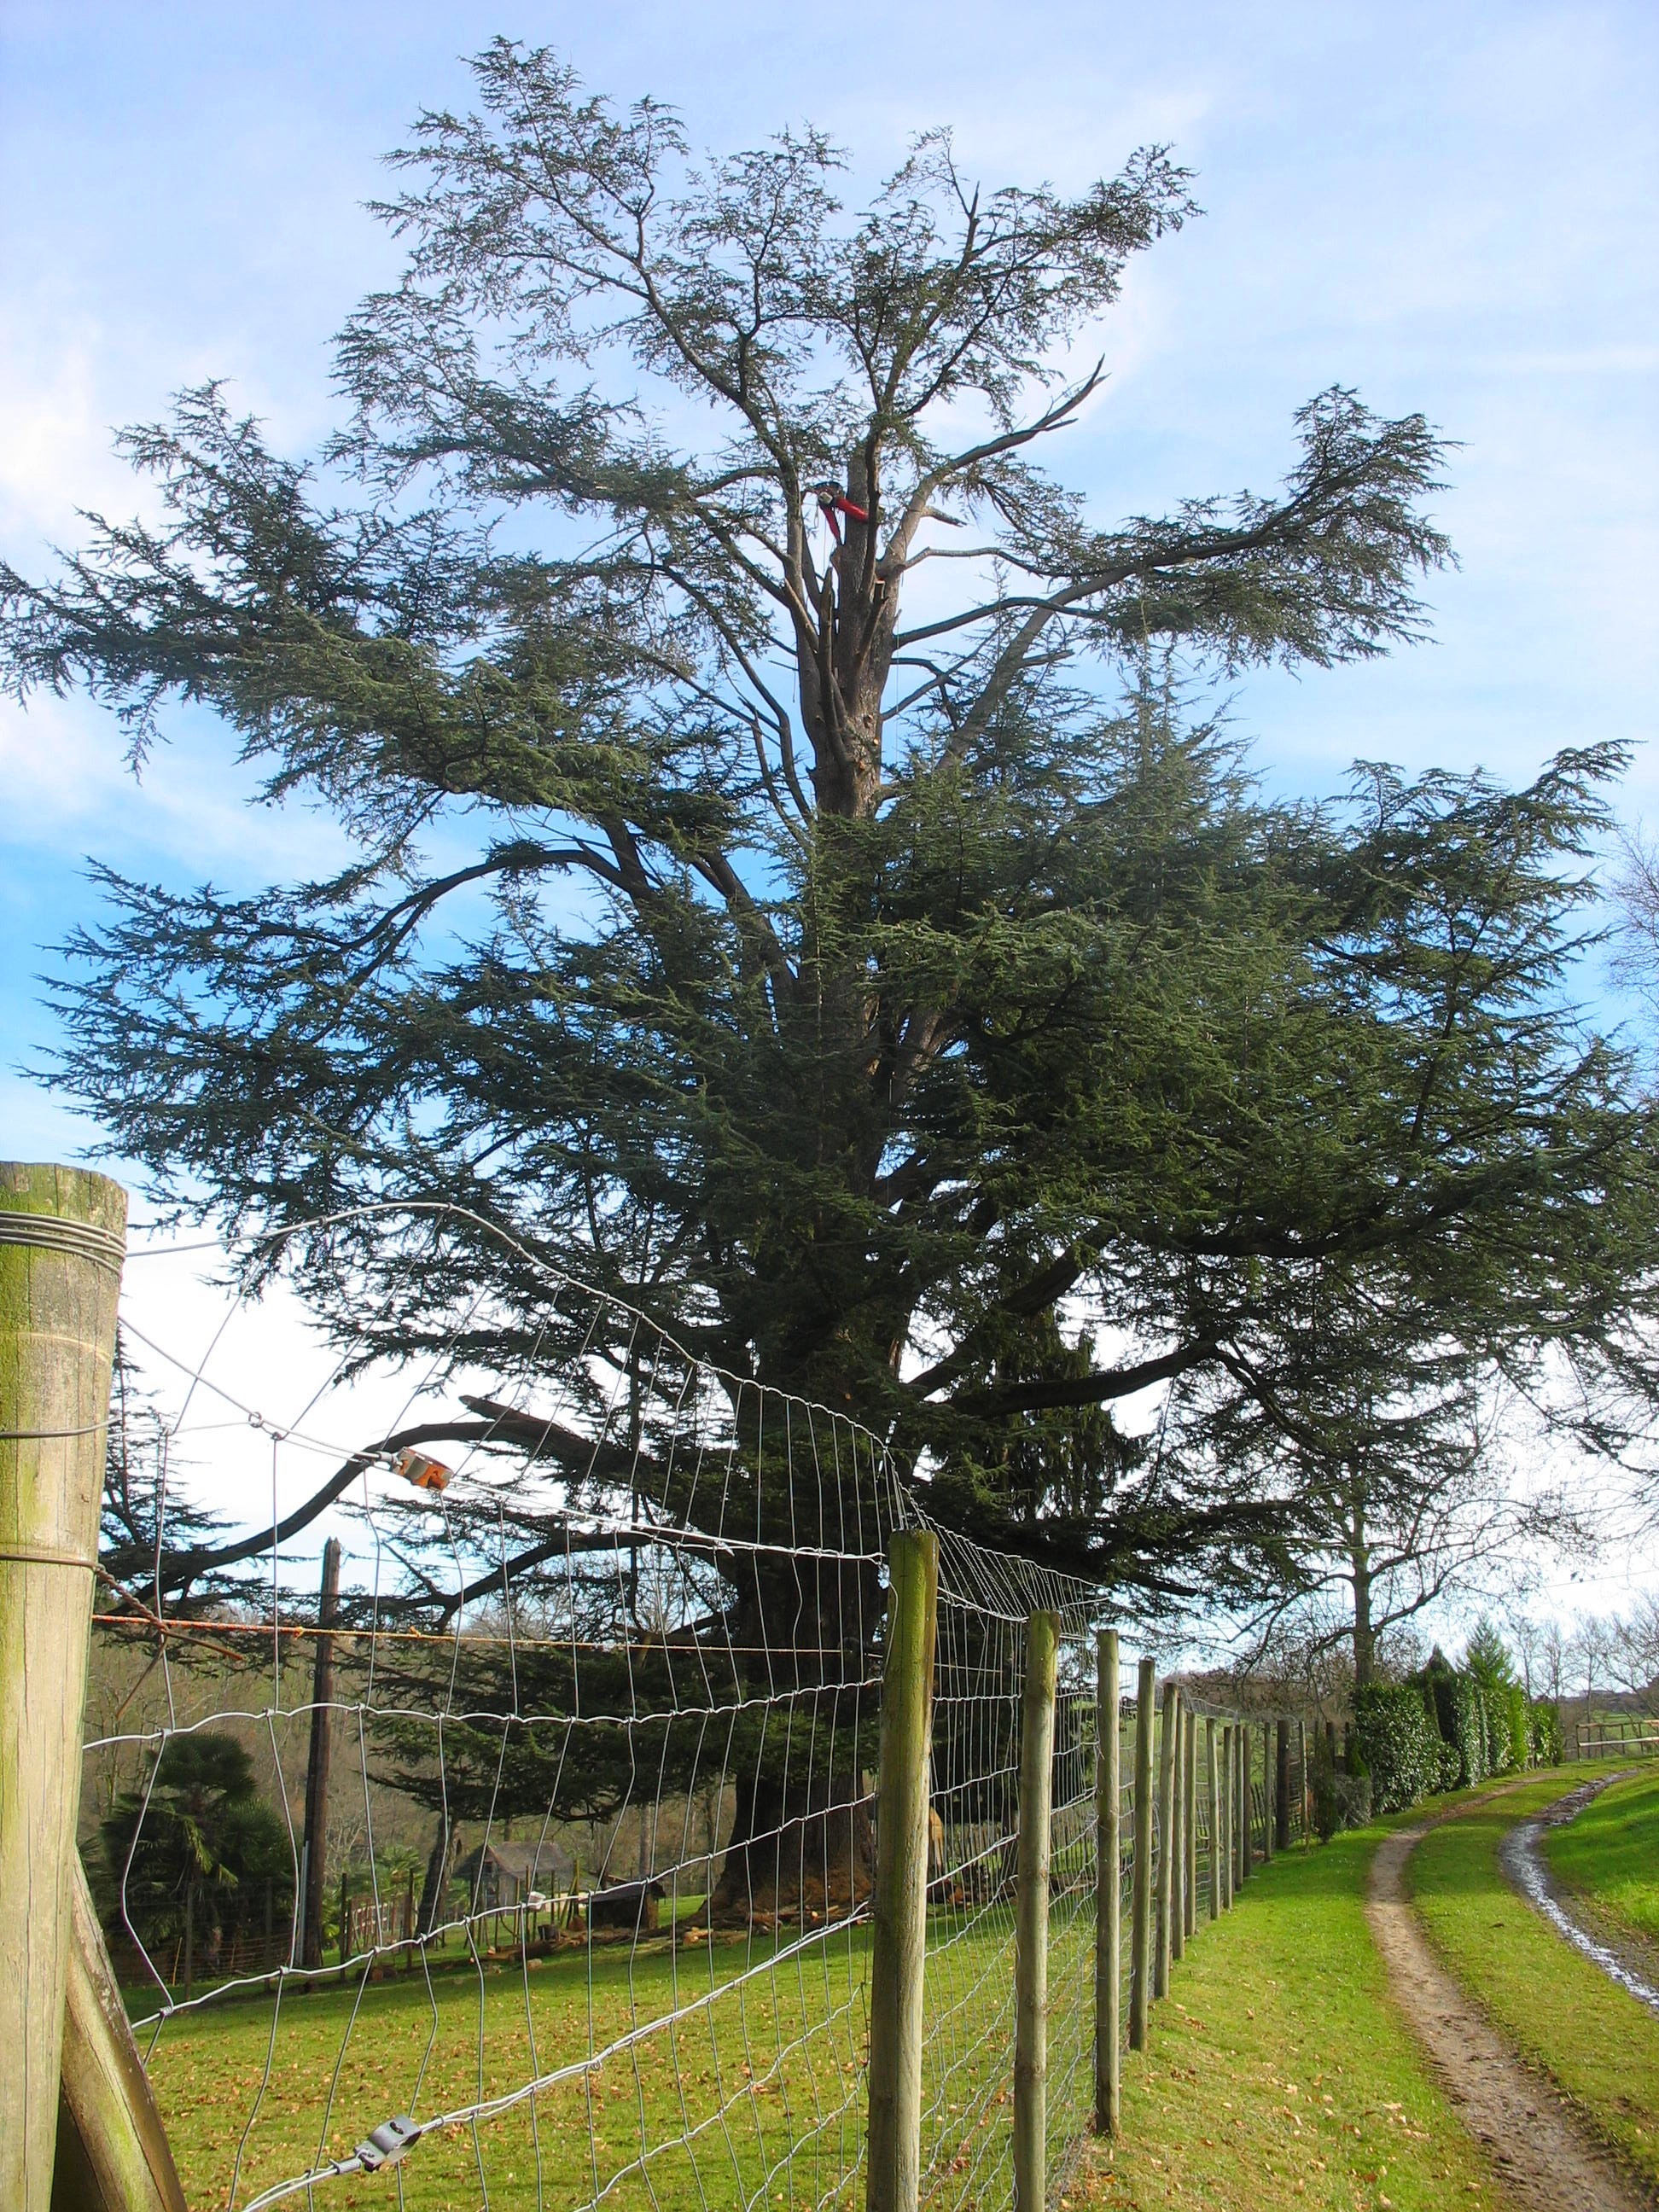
[812, 483, 870, 543]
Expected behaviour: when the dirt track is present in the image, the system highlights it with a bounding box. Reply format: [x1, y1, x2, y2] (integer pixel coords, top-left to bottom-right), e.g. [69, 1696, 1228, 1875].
[1366, 1816, 1651, 2212]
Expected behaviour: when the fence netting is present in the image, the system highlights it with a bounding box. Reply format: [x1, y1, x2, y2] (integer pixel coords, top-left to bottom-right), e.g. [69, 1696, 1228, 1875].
[83, 1210, 1133, 2212]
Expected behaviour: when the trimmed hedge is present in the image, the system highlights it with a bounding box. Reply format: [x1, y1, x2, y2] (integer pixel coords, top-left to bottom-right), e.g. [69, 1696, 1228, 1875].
[1503, 1683, 1530, 1774]
[1349, 1669, 1563, 1821]
[1529, 1699, 1564, 1766]
[1426, 1668, 1488, 1787]
[1354, 1682, 1446, 1813]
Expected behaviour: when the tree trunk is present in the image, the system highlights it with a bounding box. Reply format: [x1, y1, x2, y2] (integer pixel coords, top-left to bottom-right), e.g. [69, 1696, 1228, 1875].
[416, 1819, 459, 1939]
[701, 1504, 883, 1929]
[706, 1763, 874, 1927]
[1350, 1529, 1376, 1690]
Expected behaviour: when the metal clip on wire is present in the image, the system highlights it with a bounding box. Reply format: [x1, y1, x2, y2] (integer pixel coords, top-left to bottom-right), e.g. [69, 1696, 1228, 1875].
[355, 2116, 421, 2172]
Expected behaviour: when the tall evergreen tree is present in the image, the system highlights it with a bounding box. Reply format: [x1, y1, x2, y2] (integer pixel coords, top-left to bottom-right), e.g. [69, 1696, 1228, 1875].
[6, 45, 1656, 1906]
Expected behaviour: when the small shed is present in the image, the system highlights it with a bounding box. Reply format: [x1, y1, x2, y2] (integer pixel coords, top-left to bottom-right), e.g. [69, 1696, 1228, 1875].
[588, 1877, 666, 1934]
[460, 1837, 575, 1913]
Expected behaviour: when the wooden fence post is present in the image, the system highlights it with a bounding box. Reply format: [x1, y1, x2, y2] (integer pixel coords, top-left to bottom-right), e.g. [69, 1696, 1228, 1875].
[1219, 1726, 1233, 1911]
[1235, 1725, 1249, 1888]
[300, 1537, 342, 1971]
[1299, 1720, 1310, 1849]
[866, 1528, 939, 2212]
[1182, 1708, 1197, 1941]
[1167, 1687, 1185, 1968]
[1205, 1720, 1220, 1921]
[1262, 1723, 1275, 1863]
[1094, 1630, 1121, 2138]
[1154, 1682, 1177, 1997]
[1129, 1659, 1155, 2049]
[54, 1852, 189, 2212]
[1, 1164, 127, 2211]
[1013, 1610, 1060, 2212]
[1275, 1720, 1291, 1852]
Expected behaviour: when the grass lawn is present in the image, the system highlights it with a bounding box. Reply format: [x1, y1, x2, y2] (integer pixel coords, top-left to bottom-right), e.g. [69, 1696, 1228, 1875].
[1408, 1767, 1659, 2193]
[1074, 1821, 1501, 2212]
[1544, 1762, 1659, 1958]
[136, 1893, 1098, 2210]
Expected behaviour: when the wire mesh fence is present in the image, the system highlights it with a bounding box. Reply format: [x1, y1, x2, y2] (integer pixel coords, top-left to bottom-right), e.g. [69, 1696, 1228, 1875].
[66, 1204, 1318, 2210]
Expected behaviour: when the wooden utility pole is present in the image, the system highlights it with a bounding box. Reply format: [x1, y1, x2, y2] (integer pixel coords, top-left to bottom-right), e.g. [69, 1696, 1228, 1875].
[1013, 1610, 1059, 2212]
[1094, 1630, 1121, 2138]
[300, 1536, 343, 1972]
[1128, 1659, 1155, 2049]
[1205, 1721, 1221, 1921]
[866, 1529, 938, 2212]
[1, 1163, 126, 2212]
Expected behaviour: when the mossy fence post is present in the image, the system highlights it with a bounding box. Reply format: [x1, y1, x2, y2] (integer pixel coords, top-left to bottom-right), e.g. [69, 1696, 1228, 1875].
[1013, 1609, 1059, 2212]
[1262, 1724, 1275, 1862]
[1181, 1708, 1197, 1942]
[1235, 1724, 1249, 1889]
[1218, 1726, 1233, 1912]
[1155, 1681, 1178, 1992]
[1094, 1628, 1121, 2138]
[3, 1165, 188, 2211]
[1128, 1659, 1155, 2049]
[866, 1528, 939, 2212]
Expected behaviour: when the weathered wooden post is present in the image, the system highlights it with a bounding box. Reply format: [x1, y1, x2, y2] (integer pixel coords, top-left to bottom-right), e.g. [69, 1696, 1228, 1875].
[1168, 1689, 1186, 1966]
[1129, 1659, 1155, 2049]
[1205, 1720, 1221, 1921]
[1182, 1708, 1197, 1941]
[1153, 1681, 1177, 1997]
[866, 1528, 939, 2212]
[1235, 1725, 1249, 1888]
[1013, 1610, 1060, 2212]
[1094, 1629, 1121, 2138]
[1262, 1722, 1275, 1863]
[1218, 1726, 1233, 1912]
[1275, 1720, 1292, 1852]
[1, 1164, 127, 2210]
[300, 1536, 342, 1971]
[54, 1853, 189, 2212]
[1299, 1719, 1310, 1848]
[1169, 1708, 1185, 1965]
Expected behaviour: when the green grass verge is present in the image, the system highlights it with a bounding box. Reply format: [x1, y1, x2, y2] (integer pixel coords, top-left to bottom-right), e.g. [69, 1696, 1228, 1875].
[1408, 1767, 1659, 2193]
[1081, 1825, 1499, 2212]
[135, 1896, 1100, 2210]
[142, 1923, 874, 2209]
[1544, 1762, 1659, 1956]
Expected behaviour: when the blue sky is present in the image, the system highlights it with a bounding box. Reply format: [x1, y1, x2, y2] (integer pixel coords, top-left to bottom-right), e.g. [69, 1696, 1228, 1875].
[2, 1, 1656, 1622]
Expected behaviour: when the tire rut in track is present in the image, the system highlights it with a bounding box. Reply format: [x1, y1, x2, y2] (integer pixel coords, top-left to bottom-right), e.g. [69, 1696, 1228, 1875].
[1366, 1819, 1651, 2212]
